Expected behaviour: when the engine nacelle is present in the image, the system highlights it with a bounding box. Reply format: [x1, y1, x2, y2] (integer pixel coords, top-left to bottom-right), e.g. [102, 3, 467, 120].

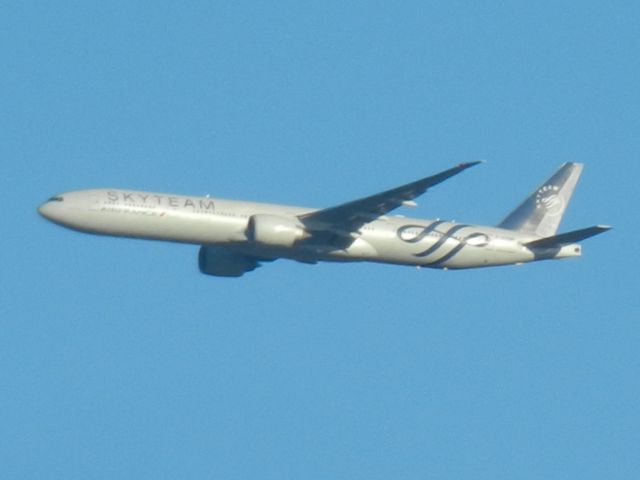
[199, 246, 259, 277]
[246, 214, 308, 247]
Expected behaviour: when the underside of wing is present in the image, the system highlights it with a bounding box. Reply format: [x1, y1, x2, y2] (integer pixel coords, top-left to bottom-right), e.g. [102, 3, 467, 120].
[298, 162, 482, 235]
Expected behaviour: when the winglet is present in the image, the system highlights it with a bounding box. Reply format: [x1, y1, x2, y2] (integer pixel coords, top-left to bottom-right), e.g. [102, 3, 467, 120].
[459, 160, 484, 169]
[424, 161, 483, 188]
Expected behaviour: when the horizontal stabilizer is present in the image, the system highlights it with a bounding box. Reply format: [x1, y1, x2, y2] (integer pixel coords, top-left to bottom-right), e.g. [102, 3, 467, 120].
[525, 225, 612, 249]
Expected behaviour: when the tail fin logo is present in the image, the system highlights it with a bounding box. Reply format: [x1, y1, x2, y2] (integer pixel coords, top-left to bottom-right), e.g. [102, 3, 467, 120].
[535, 185, 564, 216]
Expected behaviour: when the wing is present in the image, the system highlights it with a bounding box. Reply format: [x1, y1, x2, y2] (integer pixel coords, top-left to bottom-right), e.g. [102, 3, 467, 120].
[298, 162, 482, 234]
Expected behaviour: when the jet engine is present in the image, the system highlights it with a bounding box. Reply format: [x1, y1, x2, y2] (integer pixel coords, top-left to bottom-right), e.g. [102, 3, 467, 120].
[246, 214, 308, 247]
[199, 246, 260, 277]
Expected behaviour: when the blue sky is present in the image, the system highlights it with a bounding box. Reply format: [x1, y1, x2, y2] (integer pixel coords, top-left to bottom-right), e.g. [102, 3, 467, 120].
[2, 1, 639, 478]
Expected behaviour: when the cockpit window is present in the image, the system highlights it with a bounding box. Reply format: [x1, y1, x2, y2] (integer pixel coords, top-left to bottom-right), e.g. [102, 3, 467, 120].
[48, 196, 64, 202]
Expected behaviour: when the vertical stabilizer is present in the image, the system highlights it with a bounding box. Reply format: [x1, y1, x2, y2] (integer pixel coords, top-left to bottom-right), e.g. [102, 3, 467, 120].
[498, 163, 583, 237]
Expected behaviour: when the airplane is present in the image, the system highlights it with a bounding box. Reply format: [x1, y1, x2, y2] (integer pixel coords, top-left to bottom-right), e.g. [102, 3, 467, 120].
[38, 162, 610, 277]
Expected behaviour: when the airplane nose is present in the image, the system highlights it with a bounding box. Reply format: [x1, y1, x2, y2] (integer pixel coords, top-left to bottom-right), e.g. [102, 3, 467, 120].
[38, 196, 66, 222]
[38, 201, 53, 219]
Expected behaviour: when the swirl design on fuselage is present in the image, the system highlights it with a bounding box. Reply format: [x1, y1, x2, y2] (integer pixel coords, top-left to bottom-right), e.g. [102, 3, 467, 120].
[397, 220, 447, 244]
[396, 222, 489, 266]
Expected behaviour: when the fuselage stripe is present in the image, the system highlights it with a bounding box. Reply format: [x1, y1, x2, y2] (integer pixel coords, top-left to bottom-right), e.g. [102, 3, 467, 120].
[414, 224, 470, 258]
[397, 220, 446, 244]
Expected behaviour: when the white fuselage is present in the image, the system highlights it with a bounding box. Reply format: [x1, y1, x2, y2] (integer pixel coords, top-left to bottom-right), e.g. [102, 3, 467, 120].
[38, 189, 581, 270]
